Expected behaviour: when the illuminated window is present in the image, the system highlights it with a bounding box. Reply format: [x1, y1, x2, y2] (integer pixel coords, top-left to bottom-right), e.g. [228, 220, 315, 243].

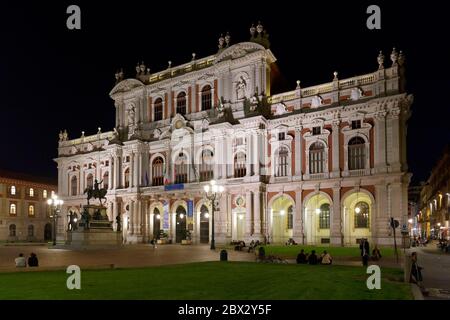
[51, 191, 55, 198]
[29, 188, 34, 197]
[319, 203, 330, 229]
[10, 186, 16, 195]
[154, 98, 163, 121]
[234, 152, 246, 178]
[309, 142, 325, 174]
[176, 92, 187, 115]
[287, 206, 294, 229]
[348, 137, 366, 170]
[152, 157, 164, 186]
[201, 85, 212, 111]
[28, 205, 35, 217]
[174, 153, 188, 184]
[43, 190, 48, 198]
[355, 201, 370, 228]
[10, 203, 17, 215]
[275, 147, 289, 177]
[200, 149, 214, 182]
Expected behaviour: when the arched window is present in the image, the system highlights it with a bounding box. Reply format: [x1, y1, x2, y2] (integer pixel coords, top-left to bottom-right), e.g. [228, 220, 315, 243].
[275, 147, 289, 177]
[348, 137, 366, 170]
[28, 225, 34, 237]
[43, 190, 48, 198]
[309, 142, 325, 174]
[154, 98, 163, 121]
[287, 205, 294, 229]
[152, 157, 164, 186]
[201, 85, 212, 111]
[124, 168, 130, 188]
[200, 149, 214, 182]
[319, 203, 330, 229]
[355, 201, 369, 228]
[174, 153, 188, 184]
[86, 174, 94, 188]
[9, 224, 16, 237]
[103, 172, 109, 189]
[28, 204, 35, 217]
[234, 152, 246, 178]
[71, 176, 77, 196]
[10, 203, 16, 215]
[29, 188, 34, 197]
[10, 186, 16, 195]
[176, 92, 187, 115]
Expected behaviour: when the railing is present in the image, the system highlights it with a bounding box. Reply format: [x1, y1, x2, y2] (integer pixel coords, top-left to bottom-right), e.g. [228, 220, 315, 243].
[60, 132, 113, 147]
[347, 168, 371, 177]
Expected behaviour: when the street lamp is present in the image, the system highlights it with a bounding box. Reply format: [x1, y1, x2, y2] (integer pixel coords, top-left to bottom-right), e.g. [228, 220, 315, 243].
[203, 180, 224, 250]
[47, 194, 63, 246]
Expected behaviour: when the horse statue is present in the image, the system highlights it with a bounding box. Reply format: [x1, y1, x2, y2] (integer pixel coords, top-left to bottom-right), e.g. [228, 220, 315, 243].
[84, 179, 107, 205]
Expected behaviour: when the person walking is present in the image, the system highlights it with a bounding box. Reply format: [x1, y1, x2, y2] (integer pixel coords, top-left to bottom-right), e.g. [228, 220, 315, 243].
[360, 238, 370, 266]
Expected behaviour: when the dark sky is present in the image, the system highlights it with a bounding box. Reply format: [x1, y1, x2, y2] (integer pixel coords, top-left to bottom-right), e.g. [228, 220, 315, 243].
[0, 1, 448, 184]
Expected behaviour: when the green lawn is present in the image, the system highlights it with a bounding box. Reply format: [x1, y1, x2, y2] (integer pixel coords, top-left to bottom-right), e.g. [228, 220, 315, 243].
[0, 262, 412, 300]
[260, 245, 399, 259]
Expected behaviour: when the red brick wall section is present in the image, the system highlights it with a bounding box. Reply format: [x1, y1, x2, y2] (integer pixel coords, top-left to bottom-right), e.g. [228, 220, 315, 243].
[214, 79, 218, 107]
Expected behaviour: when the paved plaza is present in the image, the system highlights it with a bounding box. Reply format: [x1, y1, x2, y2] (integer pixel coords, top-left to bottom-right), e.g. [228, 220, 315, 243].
[0, 244, 253, 271]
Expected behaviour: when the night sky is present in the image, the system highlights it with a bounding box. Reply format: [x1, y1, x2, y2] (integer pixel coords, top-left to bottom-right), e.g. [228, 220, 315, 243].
[0, 1, 448, 184]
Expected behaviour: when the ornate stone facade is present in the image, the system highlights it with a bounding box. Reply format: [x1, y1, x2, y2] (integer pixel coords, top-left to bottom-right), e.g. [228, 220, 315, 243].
[55, 28, 413, 246]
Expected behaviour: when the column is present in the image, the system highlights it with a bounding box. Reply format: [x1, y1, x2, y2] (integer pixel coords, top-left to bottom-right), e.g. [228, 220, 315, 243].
[293, 189, 303, 243]
[113, 199, 119, 231]
[128, 200, 134, 236]
[330, 187, 342, 246]
[254, 132, 260, 176]
[133, 151, 140, 187]
[374, 111, 387, 173]
[245, 191, 253, 237]
[108, 201, 114, 222]
[331, 121, 340, 178]
[294, 127, 302, 178]
[253, 190, 262, 238]
[226, 193, 232, 239]
[108, 155, 113, 190]
[130, 152, 135, 188]
[246, 133, 252, 176]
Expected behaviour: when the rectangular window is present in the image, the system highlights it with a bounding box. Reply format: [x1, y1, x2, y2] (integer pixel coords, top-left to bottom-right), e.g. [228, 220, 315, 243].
[312, 127, 321, 135]
[278, 132, 285, 140]
[351, 120, 362, 130]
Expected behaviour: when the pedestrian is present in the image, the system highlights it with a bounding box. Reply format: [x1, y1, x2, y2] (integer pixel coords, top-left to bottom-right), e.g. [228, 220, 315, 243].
[320, 250, 332, 265]
[151, 237, 157, 249]
[308, 250, 318, 265]
[15, 253, 26, 267]
[360, 238, 370, 266]
[28, 253, 39, 267]
[410, 252, 426, 292]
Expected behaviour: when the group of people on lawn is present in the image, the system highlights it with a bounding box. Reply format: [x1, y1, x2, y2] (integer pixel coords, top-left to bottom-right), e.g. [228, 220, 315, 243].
[296, 249, 332, 265]
[14, 252, 39, 267]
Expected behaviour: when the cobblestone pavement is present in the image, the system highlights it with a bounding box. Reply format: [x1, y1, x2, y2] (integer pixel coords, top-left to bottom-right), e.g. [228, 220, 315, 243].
[0, 244, 254, 271]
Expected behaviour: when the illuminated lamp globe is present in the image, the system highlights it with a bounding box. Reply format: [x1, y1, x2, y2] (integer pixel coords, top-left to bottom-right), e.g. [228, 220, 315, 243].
[315, 208, 321, 214]
[204, 185, 210, 193]
[280, 210, 285, 216]
[156, 214, 161, 220]
[204, 212, 210, 219]
[212, 185, 218, 193]
[355, 206, 361, 214]
[179, 213, 185, 219]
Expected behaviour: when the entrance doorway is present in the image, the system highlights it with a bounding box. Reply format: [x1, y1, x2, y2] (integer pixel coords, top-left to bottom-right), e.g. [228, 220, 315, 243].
[200, 205, 210, 244]
[175, 206, 187, 243]
[153, 208, 161, 239]
[44, 223, 52, 241]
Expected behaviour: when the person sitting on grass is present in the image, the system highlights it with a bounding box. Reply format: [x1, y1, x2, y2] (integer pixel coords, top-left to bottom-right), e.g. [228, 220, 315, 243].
[372, 245, 382, 261]
[15, 253, 26, 268]
[296, 249, 307, 264]
[320, 250, 332, 265]
[28, 253, 39, 267]
[308, 250, 318, 265]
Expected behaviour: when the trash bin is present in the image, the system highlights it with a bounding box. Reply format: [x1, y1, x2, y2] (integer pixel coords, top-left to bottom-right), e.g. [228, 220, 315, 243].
[220, 249, 228, 261]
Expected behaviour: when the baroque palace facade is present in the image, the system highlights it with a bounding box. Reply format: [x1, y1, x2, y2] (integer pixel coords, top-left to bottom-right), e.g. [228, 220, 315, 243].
[55, 24, 412, 246]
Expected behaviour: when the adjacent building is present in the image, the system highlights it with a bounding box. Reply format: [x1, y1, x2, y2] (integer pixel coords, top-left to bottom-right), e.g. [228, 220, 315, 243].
[0, 170, 57, 242]
[419, 145, 450, 240]
[55, 23, 413, 246]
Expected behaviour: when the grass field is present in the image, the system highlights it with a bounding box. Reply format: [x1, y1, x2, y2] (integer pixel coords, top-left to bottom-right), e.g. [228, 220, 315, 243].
[0, 262, 412, 300]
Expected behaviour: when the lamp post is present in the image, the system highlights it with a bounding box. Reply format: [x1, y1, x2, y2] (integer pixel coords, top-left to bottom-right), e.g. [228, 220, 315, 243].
[203, 180, 224, 250]
[47, 194, 63, 246]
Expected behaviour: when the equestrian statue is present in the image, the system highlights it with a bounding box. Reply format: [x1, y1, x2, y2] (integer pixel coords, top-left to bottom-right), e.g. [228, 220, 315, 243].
[84, 179, 107, 205]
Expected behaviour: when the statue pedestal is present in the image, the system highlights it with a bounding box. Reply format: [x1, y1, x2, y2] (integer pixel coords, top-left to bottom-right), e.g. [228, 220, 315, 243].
[66, 205, 122, 247]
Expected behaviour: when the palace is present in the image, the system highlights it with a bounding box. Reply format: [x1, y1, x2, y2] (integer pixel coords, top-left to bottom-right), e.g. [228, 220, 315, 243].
[55, 23, 413, 246]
